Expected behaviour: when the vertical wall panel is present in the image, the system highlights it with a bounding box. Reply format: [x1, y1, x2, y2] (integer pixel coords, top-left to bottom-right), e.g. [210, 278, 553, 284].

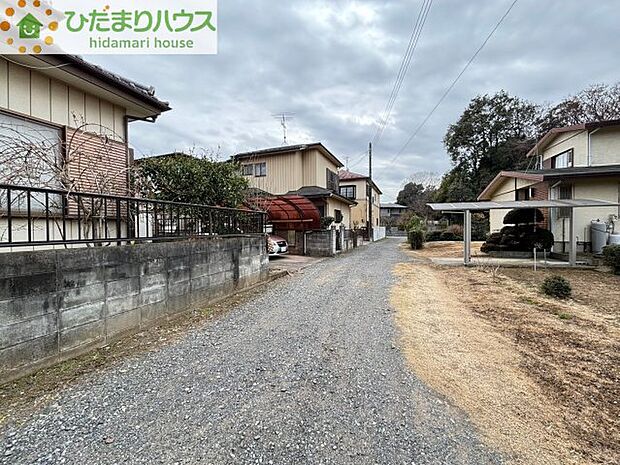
[84, 94, 101, 130]
[50, 80, 69, 126]
[113, 105, 126, 141]
[99, 100, 115, 137]
[68, 88, 85, 127]
[7, 63, 30, 115]
[30, 72, 51, 121]
[0, 58, 8, 108]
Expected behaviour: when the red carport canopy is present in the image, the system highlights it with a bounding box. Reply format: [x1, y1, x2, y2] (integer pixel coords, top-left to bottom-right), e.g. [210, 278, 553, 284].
[245, 194, 321, 231]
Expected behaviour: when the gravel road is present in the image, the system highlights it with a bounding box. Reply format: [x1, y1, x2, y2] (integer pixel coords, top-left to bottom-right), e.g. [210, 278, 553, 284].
[1, 238, 502, 464]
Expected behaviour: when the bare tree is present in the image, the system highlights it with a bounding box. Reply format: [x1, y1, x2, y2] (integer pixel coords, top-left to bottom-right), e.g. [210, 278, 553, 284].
[404, 171, 442, 189]
[0, 113, 131, 245]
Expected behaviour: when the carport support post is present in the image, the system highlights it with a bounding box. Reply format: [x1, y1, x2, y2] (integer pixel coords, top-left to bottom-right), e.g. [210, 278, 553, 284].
[464, 209, 472, 266]
[569, 207, 577, 266]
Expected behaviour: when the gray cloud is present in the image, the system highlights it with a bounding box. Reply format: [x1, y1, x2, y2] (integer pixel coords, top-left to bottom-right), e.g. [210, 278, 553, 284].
[86, 0, 620, 201]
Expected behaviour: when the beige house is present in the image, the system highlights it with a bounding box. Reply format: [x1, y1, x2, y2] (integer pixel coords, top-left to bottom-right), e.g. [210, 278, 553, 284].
[232, 143, 356, 228]
[479, 120, 620, 252]
[0, 54, 170, 249]
[338, 170, 382, 231]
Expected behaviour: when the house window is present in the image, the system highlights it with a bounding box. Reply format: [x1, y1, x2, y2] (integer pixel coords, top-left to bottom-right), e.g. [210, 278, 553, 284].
[339, 185, 356, 199]
[516, 187, 535, 201]
[556, 184, 572, 218]
[334, 209, 343, 223]
[0, 111, 63, 213]
[241, 164, 254, 176]
[326, 168, 339, 192]
[254, 162, 267, 177]
[551, 149, 573, 169]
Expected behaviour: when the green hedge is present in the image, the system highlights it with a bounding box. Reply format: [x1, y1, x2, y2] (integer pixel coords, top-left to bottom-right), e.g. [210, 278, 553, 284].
[603, 244, 620, 275]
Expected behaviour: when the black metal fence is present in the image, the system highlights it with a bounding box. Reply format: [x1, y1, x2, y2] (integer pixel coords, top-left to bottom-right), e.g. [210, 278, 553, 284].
[0, 183, 266, 248]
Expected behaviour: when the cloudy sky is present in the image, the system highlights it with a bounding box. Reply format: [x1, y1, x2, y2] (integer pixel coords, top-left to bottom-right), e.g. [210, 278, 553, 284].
[86, 0, 620, 201]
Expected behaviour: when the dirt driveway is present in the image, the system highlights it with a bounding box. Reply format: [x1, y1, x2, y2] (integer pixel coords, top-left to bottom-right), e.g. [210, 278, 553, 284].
[392, 242, 619, 465]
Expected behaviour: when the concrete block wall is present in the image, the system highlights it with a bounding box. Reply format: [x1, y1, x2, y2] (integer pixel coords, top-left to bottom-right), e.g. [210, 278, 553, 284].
[305, 230, 336, 257]
[373, 226, 387, 241]
[0, 235, 268, 382]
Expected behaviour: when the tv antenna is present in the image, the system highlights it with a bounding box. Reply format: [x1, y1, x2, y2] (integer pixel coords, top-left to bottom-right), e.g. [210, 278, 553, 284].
[272, 113, 295, 145]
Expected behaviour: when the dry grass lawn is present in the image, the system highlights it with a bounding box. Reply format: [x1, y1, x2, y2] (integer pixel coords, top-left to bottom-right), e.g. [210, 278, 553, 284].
[392, 242, 619, 465]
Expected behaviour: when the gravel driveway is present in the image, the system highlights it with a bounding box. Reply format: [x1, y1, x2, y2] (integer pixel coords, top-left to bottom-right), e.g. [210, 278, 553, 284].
[1, 238, 502, 464]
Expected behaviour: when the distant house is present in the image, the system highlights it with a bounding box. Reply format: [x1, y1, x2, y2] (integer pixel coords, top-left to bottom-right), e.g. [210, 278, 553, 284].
[380, 203, 409, 220]
[232, 143, 356, 229]
[338, 170, 382, 230]
[479, 120, 620, 252]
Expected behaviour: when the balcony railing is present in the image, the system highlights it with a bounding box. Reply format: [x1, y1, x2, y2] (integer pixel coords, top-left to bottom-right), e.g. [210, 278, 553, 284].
[0, 183, 266, 248]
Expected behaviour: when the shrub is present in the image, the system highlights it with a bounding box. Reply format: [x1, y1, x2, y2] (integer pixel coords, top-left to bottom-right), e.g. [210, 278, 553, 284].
[408, 229, 425, 250]
[504, 208, 544, 225]
[472, 213, 490, 241]
[602, 244, 620, 275]
[446, 224, 464, 236]
[320, 216, 335, 229]
[440, 231, 463, 241]
[404, 214, 425, 232]
[482, 224, 554, 252]
[425, 230, 443, 242]
[540, 275, 572, 299]
[405, 213, 426, 250]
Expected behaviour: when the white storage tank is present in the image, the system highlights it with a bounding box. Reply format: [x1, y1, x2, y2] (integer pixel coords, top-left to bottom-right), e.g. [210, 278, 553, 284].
[609, 234, 620, 246]
[590, 220, 609, 254]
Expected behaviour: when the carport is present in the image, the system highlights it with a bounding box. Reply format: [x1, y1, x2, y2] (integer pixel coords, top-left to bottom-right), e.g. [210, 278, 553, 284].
[428, 199, 620, 267]
[246, 194, 321, 231]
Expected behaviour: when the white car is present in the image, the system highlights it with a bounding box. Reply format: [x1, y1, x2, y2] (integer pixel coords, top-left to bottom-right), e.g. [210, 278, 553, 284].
[268, 234, 289, 256]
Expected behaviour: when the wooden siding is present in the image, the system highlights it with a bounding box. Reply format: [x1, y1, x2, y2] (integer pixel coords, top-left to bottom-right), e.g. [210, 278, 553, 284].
[66, 128, 129, 196]
[303, 149, 340, 188]
[241, 148, 341, 195]
[0, 58, 126, 141]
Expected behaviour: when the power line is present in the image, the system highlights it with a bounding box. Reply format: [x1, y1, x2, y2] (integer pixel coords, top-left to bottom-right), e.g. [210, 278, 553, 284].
[372, 0, 433, 146]
[345, 149, 370, 170]
[389, 0, 520, 163]
[376, 0, 433, 144]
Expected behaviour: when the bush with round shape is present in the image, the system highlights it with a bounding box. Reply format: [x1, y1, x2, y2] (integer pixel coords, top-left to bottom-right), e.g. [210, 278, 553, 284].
[504, 208, 544, 225]
[602, 244, 620, 275]
[540, 275, 572, 299]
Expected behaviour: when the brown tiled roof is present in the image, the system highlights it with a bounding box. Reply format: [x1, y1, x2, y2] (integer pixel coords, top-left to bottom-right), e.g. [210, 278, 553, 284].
[338, 169, 367, 180]
[338, 169, 383, 195]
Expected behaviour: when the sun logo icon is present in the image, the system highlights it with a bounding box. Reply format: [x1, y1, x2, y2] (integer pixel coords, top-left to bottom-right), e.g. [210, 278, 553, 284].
[0, 0, 60, 53]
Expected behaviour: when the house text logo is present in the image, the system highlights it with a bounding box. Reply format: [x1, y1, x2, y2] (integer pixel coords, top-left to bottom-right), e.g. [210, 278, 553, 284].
[0, 0, 218, 55]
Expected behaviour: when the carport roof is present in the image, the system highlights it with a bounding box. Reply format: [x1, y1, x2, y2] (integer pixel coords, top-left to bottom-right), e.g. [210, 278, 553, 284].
[428, 199, 620, 212]
[245, 194, 321, 231]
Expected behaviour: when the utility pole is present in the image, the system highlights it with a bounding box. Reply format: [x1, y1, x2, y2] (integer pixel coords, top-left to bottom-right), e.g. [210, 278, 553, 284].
[368, 142, 373, 242]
